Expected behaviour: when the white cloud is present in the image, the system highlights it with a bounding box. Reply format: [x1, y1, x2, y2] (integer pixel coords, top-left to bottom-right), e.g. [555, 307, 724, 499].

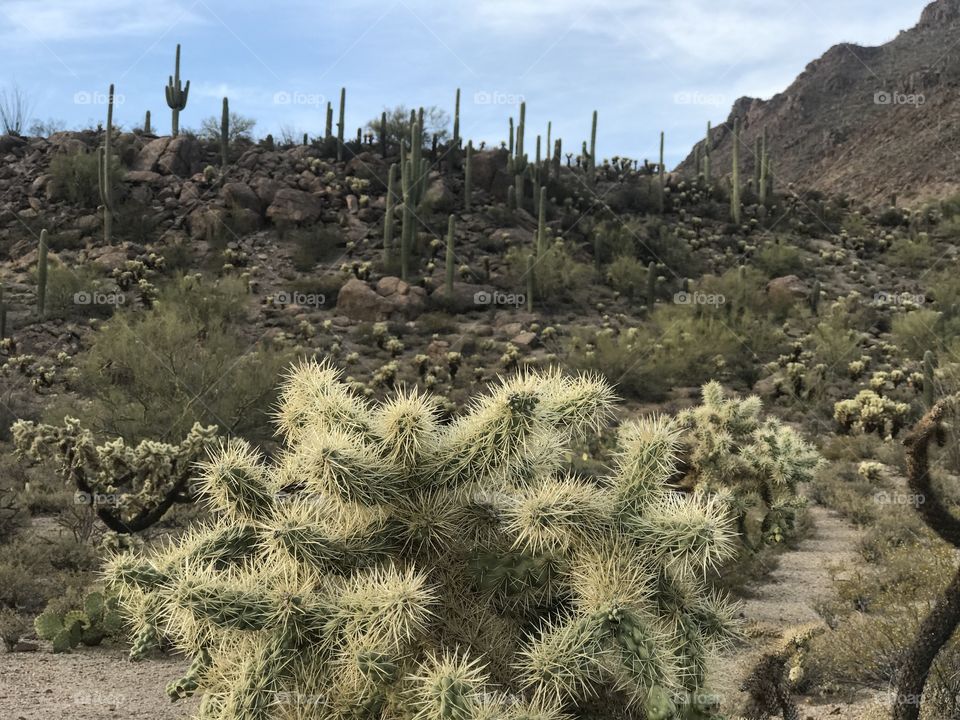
[0, 0, 205, 42]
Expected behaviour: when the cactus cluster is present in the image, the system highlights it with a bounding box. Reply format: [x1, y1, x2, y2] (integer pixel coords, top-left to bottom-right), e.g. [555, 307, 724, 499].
[12, 418, 221, 533]
[676, 382, 821, 547]
[106, 361, 741, 719]
[34, 590, 124, 653]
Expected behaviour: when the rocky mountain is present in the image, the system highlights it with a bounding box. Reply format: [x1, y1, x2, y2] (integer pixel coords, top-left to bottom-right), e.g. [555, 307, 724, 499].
[679, 0, 960, 206]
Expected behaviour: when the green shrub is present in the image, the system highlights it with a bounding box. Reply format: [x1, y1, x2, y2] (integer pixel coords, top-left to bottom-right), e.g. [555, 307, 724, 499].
[506, 240, 593, 302]
[754, 242, 807, 277]
[289, 226, 345, 272]
[891, 308, 944, 358]
[61, 275, 295, 442]
[48, 150, 123, 210]
[606, 255, 649, 299]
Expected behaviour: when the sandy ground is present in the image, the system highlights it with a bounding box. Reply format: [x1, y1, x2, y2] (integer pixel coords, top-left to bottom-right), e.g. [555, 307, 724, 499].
[708, 504, 884, 719]
[0, 645, 198, 720]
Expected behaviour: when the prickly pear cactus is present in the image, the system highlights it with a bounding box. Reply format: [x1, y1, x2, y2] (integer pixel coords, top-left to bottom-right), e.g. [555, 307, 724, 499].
[34, 590, 124, 653]
[107, 361, 741, 719]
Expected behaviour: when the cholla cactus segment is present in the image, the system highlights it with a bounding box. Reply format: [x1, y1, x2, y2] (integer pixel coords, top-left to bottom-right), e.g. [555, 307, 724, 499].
[108, 364, 758, 719]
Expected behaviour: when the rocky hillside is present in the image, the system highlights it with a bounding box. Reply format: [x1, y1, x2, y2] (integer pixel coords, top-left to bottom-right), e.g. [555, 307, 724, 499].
[679, 0, 960, 206]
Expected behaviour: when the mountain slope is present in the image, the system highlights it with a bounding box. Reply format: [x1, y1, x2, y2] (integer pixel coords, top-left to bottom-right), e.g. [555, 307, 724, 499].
[679, 0, 960, 206]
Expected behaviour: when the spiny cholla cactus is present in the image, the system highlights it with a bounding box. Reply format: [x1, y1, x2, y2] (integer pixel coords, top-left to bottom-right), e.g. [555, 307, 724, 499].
[12, 418, 220, 533]
[833, 389, 910, 438]
[675, 382, 820, 547]
[106, 361, 740, 720]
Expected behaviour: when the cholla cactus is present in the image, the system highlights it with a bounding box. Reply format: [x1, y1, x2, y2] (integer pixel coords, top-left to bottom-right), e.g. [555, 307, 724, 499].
[106, 361, 740, 719]
[833, 389, 910, 437]
[12, 418, 220, 533]
[676, 382, 820, 548]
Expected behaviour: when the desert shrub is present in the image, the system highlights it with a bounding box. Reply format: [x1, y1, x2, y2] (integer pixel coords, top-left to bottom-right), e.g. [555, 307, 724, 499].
[199, 112, 256, 142]
[886, 234, 935, 269]
[505, 240, 593, 302]
[891, 308, 944, 358]
[606, 255, 649, 300]
[569, 307, 784, 399]
[48, 150, 123, 209]
[0, 536, 97, 612]
[106, 362, 740, 718]
[0, 607, 30, 650]
[41, 261, 118, 320]
[289, 226, 345, 272]
[754, 242, 807, 277]
[61, 275, 294, 442]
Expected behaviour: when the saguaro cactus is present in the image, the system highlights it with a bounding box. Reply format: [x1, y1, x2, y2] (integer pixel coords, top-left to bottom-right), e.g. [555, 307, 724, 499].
[588, 109, 598, 185]
[98, 84, 115, 246]
[325, 102, 333, 140]
[220, 97, 230, 169]
[384, 163, 398, 266]
[646, 260, 656, 310]
[704, 121, 712, 181]
[445, 214, 456, 295]
[143, 110, 152, 135]
[658, 131, 666, 213]
[36, 229, 48, 317]
[164, 44, 189, 137]
[106, 362, 742, 719]
[730, 118, 742, 225]
[537, 186, 547, 258]
[464, 141, 473, 212]
[0, 282, 7, 339]
[337, 87, 346, 162]
[380, 111, 388, 157]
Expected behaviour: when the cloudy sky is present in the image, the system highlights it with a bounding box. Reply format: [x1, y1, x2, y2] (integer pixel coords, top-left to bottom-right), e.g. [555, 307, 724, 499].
[0, 0, 932, 166]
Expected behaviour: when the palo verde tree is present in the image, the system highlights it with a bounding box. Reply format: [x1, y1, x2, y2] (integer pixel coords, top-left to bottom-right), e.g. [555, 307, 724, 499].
[106, 361, 741, 720]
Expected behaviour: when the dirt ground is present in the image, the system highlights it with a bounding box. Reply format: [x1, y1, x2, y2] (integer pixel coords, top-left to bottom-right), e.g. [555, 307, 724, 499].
[708, 504, 886, 719]
[0, 646, 197, 720]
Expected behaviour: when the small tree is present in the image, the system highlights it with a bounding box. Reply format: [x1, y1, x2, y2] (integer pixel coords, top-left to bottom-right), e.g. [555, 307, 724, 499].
[199, 112, 256, 143]
[366, 105, 450, 150]
[0, 83, 34, 135]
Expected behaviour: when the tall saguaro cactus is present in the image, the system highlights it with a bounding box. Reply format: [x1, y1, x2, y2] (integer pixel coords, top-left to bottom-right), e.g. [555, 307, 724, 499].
[384, 164, 398, 266]
[464, 140, 473, 212]
[220, 97, 230, 170]
[658, 131, 666, 214]
[445, 214, 456, 295]
[337, 87, 346, 162]
[704, 121, 712, 182]
[143, 110, 152, 135]
[36, 229, 48, 318]
[325, 102, 333, 140]
[98, 84, 116, 246]
[164, 44, 189, 137]
[588, 109, 598, 185]
[730, 118, 742, 225]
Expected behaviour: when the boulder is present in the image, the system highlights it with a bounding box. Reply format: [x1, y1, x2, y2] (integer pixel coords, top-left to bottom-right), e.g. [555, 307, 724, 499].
[375, 276, 426, 318]
[766, 275, 807, 299]
[469, 149, 509, 191]
[221, 182, 261, 213]
[251, 177, 281, 207]
[124, 170, 164, 185]
[430, 281, 489, 312]
[422, 175, 456, 212]
[133, 137, 170, 171]
[337, 278, 394, 321]
[266, 188, 323, 225]
[156, 135, 201, 177]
